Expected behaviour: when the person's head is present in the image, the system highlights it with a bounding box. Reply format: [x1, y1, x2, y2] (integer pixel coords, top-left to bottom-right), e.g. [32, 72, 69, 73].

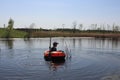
[53, 42, 58, 47]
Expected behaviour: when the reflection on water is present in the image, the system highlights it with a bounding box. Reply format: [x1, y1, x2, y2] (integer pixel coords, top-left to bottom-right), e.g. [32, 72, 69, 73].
[0, 37, 120, 80]
[6, 39, 13, 49]
[45, 60, 65, 71]
[0, 38, 14, 49]
[0, 37, 120, 50]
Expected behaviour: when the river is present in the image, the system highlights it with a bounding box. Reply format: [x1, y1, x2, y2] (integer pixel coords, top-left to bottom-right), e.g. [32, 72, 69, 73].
[0, 37, 120, 80]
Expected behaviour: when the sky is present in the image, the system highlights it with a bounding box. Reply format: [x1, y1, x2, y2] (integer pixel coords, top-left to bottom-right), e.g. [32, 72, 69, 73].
[0, 0, 120, 29]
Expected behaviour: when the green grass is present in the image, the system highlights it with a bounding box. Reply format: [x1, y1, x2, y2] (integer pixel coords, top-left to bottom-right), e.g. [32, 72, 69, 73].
[0, 28, 27, 38]
[11, 30, 27, 38]
[0, 28, 7, 37]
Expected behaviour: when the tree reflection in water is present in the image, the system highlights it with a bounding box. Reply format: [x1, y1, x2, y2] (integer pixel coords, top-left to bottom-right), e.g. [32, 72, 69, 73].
[5, 38, 13, 49]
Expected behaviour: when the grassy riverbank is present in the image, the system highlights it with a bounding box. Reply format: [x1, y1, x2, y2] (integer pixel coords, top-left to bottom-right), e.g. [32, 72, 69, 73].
[0, 28, 27, 38]
[32, 31, 120, 38]
[0, 28, 120, 38]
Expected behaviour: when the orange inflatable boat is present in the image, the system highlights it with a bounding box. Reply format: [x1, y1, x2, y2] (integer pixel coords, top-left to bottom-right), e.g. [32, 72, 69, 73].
[44, 50, 66, 61]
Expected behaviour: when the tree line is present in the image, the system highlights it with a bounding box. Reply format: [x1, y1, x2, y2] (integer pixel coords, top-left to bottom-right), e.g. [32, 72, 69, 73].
[1, 18, 120, 38]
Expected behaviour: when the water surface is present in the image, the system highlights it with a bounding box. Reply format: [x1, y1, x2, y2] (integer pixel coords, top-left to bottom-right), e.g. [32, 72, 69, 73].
[0, 37, 120, 80]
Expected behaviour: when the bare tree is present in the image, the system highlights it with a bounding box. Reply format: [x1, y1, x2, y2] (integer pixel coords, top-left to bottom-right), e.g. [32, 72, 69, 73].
[30, 23, 35, 29]
[62, 24, 65, 32]
[90, 24, 94, 30]
[94, 24, 97, 30]
[79, 24, 83, 31]
[113, 25, 119, 32]
[72, 21, 77, 33]
[112, 23, 116, 32]
[27, 23, 35, 38]
[107, 24, 110, 31]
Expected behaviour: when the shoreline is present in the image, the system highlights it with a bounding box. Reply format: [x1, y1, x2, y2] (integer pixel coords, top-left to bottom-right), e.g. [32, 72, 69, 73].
[0, 29, 120, 38]
[31, 31, 120, 38]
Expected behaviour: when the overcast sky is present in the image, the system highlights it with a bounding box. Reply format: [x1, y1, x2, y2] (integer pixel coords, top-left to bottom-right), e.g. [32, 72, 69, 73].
[0, 0, 120, 29]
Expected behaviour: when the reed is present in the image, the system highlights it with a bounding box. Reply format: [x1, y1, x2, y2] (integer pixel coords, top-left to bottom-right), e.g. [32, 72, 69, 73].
[32, 31, 120, 38]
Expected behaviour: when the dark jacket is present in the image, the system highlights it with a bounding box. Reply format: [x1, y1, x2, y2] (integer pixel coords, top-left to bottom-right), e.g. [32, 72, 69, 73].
[50, 47, 57, 51]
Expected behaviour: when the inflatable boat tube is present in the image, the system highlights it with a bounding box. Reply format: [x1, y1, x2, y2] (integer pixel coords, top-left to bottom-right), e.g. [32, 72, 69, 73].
[44, 50, 66, 61]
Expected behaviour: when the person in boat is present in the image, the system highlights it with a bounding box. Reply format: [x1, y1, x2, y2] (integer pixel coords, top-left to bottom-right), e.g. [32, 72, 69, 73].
[50, 42, 58, 51]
